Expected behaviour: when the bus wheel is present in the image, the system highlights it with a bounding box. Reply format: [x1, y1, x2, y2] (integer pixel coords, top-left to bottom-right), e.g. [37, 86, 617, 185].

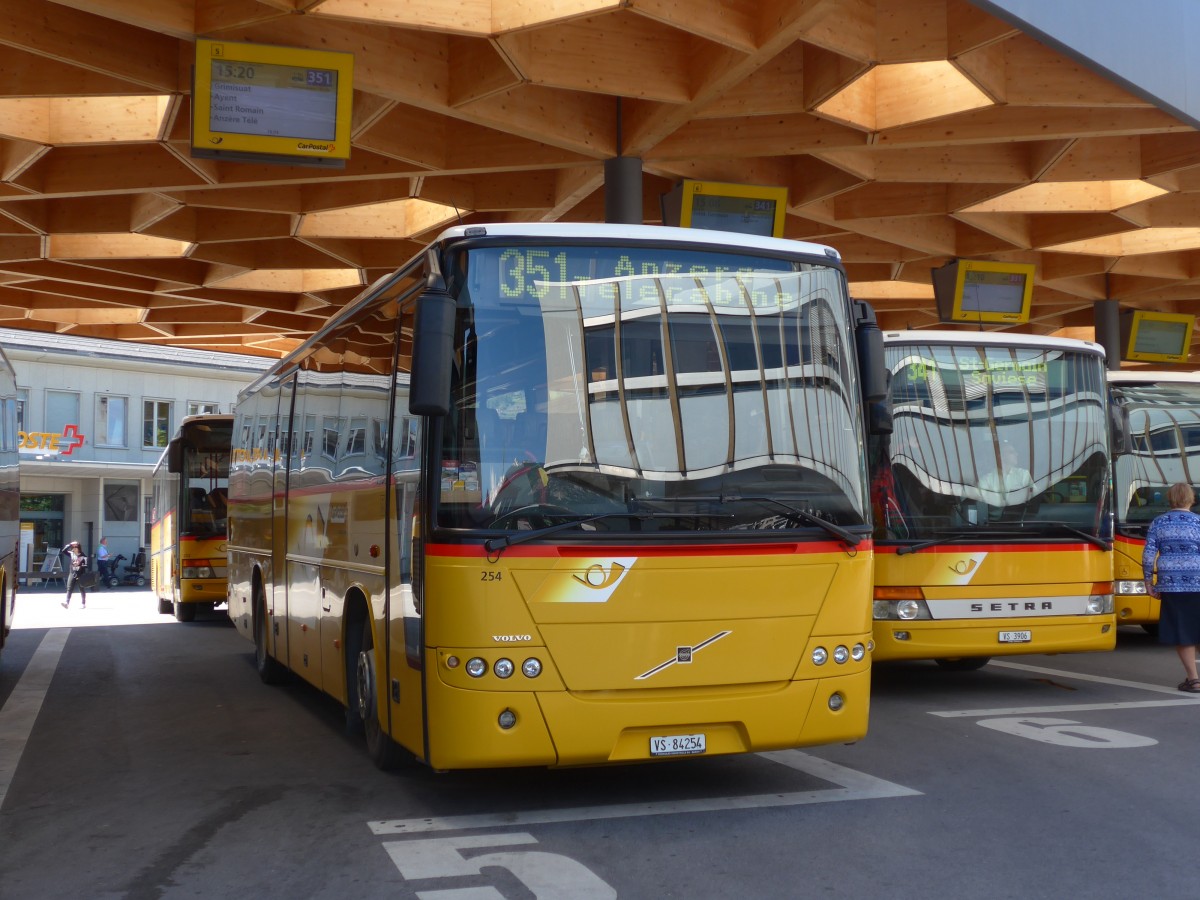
[934, 657, 990, 671]
[254, 600, 287, 685]
[356, 619, 404, 770]
[174, 599, 196, 622]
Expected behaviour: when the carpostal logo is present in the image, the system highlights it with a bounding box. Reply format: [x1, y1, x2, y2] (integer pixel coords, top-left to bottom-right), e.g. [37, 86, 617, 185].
[296, 141, 334, 154]
[19, 424, 85, 456]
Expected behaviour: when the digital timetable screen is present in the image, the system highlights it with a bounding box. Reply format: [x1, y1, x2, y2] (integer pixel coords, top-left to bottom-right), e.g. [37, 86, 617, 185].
[192, 39, 353, 164]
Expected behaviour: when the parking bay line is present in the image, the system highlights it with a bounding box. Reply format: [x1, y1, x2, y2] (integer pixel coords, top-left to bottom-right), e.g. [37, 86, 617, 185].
[928, 659, 1200, 718]
[368, 750, 920, 835]
[0, 629, 69, 811]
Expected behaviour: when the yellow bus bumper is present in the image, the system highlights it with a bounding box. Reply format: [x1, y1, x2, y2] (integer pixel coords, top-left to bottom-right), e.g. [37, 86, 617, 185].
[872, 616, 1116, 661]
[421, 668, 870, 770]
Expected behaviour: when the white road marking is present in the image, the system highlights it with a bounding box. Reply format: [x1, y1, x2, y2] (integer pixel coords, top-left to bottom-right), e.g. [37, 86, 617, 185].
[927, 659, 1200, 718]
[0, 629, 69, 811]
[368, 750, 919, 835]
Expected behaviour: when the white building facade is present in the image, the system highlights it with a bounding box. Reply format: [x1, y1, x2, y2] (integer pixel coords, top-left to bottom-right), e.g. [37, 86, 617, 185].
[4, 329, 268, 577]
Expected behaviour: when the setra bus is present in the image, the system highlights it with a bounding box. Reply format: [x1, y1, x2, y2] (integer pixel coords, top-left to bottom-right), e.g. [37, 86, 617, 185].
[1108, 371, 1200, 634]
[870, 331, 1115, 669]
[150, 414, 233, 622]
[226, 222, 890, 770]
[0, 346, 18, 657]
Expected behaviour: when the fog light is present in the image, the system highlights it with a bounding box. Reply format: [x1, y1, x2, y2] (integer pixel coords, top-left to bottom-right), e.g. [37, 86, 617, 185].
[521, 658, 542, 678]
[828, 692, 845, 711]
[465, 657, 487, 678]
[896, 599, 920, 620]
[851, 643, 866, 661]
[494, 658, 514, 678]
[872, 600, 890, 620]
[498, 709, 517, 729]
[812, 646, 828, 665]
[894, 631, 910, 641]
[833, 645, 849, 664]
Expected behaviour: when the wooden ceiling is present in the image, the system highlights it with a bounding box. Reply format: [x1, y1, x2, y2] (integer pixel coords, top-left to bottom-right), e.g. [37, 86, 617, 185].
[2, 0, 1200, 361]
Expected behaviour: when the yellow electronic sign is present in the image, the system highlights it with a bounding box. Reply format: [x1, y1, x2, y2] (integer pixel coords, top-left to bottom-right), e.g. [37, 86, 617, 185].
[192, 40, 354, 166]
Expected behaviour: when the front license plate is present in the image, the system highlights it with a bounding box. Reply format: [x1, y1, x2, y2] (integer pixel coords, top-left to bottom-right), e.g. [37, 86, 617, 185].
[999, 630, 1032, 643]
[649, 733, 706, 757]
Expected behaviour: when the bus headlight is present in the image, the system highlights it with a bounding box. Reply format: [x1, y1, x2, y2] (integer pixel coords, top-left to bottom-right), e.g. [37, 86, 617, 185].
[833, 645, 850, 664]
[493, 658, 514, 679]
[851, 643, 866, 661]
[896, 599, 923, 620]
[465, 657, 487, 678]
[812, 646, 829, 666]
[521, 658, 542, 678]
[1116, 580, 1147, 595]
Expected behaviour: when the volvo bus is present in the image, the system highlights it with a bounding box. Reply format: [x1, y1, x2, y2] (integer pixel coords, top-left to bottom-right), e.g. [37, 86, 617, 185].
[1108, 371, 1200, 633]
[226, 222, 890, 770]
[0, 346, 18, 657]
[870, 331, 1115, 669]
[150, 414, 233, 622]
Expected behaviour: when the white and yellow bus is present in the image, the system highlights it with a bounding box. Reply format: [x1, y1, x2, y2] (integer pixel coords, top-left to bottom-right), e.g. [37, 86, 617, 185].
[0, 346, 18, 657]
[870, 331, 1115, 669]
[1108, 371, 1200, 634]
[150, 414, 233, 622]
[227, 222, 890, 770]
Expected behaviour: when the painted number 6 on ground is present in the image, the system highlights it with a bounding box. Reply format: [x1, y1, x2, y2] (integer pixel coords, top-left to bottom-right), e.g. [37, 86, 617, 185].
[977, 716, 1157, 748]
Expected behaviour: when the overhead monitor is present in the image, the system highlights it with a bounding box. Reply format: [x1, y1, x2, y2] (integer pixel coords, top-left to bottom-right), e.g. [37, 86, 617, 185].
[661, 180, 788, 238]
[192, 39, 354, 167]
[932, 259, 1036, 324]
[1120, 309, 1195, 363]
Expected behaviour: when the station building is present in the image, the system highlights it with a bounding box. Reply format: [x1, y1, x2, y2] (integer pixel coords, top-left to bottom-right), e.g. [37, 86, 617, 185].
[3, 328, 267, 578]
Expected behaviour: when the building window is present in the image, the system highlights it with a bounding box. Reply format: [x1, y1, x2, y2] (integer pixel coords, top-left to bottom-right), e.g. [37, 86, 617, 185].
[143, 399, 172, 449]
[97, 395, 128, 447]
[188, 401, 219, 415]
[47, 390, 80, 435]
[104, 483, 139, 522]
[16, 387, 26, 432]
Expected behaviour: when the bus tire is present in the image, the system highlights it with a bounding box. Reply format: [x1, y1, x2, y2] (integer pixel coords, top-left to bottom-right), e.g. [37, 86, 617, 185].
[355, 617, 404, 770]
[254, 597, 287, 685]
[934, 656, 990, 671]
[174, 599, 196, 622]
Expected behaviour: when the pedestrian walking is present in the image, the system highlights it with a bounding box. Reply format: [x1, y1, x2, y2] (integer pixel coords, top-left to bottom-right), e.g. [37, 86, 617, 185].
[61, 540, 89, 609]
[1142, 482, 1200, 692]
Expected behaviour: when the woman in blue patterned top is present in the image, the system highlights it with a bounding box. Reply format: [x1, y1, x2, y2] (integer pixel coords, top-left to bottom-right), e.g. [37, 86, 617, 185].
[1142, 482, 1200, 692]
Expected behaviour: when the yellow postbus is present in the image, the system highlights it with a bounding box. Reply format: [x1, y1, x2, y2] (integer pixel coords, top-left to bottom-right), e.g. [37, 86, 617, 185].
[150, 414, 233, 622]
[870, 331, 1115, 669]
[1108, 371, 1200, 634]
[0, 346, 18, 657]
[227, 222, 890, 770]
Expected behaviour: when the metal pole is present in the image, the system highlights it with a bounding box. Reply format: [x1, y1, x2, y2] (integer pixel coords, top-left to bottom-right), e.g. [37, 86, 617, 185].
[604, 156, 643, 225]
[1093, 298, 1121, 370]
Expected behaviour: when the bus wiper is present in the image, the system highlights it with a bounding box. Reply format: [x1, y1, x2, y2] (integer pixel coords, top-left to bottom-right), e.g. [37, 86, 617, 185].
[720, 494, 861, 548]
[483, 511, 729, 555]
[895, 530, 1018, 556]
[1030, 521, 1112, 550]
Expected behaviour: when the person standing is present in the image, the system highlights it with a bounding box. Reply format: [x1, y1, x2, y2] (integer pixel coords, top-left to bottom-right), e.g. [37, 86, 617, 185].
[1142, 482, 1200, 692]
[60, 540, 89, 609]
[96, 536, 111, 581]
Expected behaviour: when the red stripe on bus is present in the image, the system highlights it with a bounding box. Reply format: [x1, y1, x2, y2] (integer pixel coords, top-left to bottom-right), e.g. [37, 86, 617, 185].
[426, 540, 860, 558]
[875, 542, 1104, 555]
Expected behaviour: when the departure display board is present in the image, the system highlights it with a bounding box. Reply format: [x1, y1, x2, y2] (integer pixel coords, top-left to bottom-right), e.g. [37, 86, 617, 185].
[192, 40, 353, 166]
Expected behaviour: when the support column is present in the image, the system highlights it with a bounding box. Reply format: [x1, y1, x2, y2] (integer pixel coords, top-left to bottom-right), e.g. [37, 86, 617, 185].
[604, 156, 643, 225]
[1093, 299, 1121, 370]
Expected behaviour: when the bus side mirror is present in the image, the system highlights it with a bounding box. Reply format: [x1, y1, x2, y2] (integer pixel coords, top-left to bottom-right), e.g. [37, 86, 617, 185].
[166, 440, 182, 474]
[853, 299, 892, 435]
[408, 273, 456, 417]
[1110, 399, 1130, 455]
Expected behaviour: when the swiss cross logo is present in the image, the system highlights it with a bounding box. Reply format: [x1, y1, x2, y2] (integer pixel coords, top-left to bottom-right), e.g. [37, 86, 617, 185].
[61, 424, 85, 455]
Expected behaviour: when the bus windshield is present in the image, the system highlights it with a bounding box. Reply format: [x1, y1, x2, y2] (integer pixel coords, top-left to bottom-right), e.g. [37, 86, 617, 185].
[874, 341, 1110, 541]
[1110, 379, 1200, 533]
[436, 242, 869, 535]
[179, 430, 230, 538]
